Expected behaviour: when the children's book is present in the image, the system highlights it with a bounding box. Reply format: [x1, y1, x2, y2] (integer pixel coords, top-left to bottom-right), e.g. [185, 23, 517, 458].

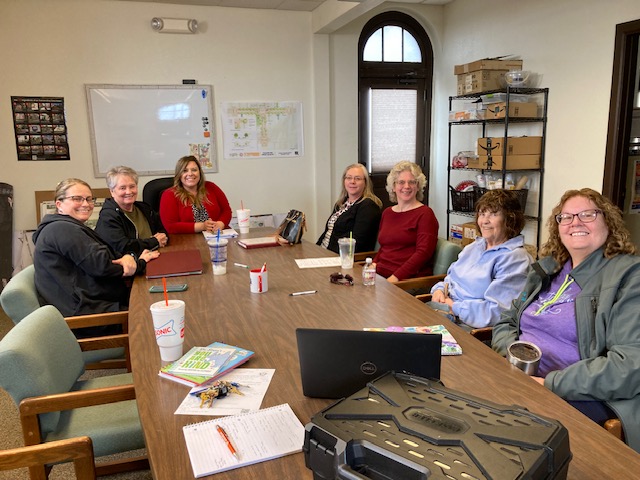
[159, 342, 255, 387]
[363, 325, 463, 356]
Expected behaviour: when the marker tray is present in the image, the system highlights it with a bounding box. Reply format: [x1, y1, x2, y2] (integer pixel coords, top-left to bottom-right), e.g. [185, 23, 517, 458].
[303, 371, 571, 480]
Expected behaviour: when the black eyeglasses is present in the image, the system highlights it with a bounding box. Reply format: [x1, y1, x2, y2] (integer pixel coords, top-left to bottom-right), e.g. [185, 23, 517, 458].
[329, 272, 354, 286]
[61, 196, 95, 205]
[555, 209, 602, 225]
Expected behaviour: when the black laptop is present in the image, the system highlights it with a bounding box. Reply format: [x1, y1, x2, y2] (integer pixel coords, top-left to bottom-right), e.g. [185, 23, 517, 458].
[296, 328, 442, 399]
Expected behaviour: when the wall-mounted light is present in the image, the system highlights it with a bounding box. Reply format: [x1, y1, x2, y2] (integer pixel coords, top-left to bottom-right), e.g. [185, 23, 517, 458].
[151, 17, 198, 34]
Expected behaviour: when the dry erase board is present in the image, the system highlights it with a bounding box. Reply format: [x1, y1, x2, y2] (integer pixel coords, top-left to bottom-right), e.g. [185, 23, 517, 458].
[86, 84, 217, 177]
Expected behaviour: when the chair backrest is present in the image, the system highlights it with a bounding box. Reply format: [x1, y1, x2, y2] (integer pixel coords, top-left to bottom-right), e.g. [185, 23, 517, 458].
[142, 177, 174, 212]
[0, 264, 40, 324]
[0, 305, 85, 434]
[432, 238, 462, 276]
[0, 436, 96, 479]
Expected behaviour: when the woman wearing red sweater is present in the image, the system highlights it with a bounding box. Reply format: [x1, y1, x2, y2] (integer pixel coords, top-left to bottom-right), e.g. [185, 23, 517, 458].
[159, 156, 232, 234]
[374, 161, 439, 282]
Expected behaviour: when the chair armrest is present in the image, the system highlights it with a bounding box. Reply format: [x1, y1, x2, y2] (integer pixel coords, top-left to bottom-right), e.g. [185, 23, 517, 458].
[65, 311, 128, 330]
[604, 418, 625, 441]
[470, 327, 493, 343]
[0, 436, 96, 478]
[354, 251, 377, 263]
[77, 333, 129, 352]
[415, 294, 432, 303]
[394, 274, 446, 293]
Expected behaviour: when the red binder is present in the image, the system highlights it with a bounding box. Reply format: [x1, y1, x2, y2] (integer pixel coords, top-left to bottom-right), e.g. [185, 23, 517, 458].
[145, 249, 203, 279]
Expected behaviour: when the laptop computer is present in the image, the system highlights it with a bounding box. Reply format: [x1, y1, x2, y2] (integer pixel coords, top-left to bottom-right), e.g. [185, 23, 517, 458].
[296, 328, 442, 399]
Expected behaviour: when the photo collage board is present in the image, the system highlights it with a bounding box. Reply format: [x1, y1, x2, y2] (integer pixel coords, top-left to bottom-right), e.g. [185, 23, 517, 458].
[11, 96, 70, 161]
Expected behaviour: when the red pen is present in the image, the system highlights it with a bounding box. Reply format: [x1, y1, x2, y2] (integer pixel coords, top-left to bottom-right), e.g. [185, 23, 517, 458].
[216, 425, 239, 460]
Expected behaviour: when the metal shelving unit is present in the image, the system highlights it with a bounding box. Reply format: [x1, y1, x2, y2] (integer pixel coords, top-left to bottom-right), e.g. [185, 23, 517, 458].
[446, 86, 549, 250]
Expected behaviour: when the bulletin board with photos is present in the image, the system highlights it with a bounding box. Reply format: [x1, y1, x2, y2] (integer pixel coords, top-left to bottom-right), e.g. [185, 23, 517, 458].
[11, 96, 70, 161]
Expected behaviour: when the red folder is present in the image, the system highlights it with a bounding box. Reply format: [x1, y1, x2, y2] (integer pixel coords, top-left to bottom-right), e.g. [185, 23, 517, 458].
[145, 249, 203, 279]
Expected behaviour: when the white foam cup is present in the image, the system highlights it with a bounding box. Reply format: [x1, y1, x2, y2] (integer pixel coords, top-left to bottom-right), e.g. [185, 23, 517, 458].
[149, 300, 185, 362]
[236, 209, 251, 234]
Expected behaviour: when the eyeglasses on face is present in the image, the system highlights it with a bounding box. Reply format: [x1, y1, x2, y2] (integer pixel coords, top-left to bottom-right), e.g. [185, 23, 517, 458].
[396, 179, 418, 187]
[344, 176, 364, 182]
[61, 196, 95, 205]
[555, 209, 603, 225]
[329, 272, 354, 286]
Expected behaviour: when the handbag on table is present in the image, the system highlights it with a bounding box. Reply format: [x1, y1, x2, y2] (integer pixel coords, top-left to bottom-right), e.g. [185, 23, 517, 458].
[276, 209, 306, 244]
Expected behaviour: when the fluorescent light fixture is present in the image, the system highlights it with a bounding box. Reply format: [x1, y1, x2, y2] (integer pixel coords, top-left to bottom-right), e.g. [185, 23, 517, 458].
[151, 17, 198, 34]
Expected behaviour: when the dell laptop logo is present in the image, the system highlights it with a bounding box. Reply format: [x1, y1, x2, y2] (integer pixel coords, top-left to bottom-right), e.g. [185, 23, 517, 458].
[360, 362, 377, 375]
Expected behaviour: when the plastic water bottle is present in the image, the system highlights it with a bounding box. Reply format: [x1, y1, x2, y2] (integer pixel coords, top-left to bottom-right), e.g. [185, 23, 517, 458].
[362, 258, 376, 286]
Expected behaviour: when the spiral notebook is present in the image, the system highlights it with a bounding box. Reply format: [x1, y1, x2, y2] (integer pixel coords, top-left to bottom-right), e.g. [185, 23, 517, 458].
[183, 403, 304, 477]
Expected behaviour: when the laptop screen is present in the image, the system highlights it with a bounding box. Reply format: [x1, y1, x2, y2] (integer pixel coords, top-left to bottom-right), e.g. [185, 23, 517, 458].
[296, 328, 442, 399]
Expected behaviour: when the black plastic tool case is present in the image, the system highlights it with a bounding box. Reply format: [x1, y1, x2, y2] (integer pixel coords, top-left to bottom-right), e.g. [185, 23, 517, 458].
[304, 372, 571, 480]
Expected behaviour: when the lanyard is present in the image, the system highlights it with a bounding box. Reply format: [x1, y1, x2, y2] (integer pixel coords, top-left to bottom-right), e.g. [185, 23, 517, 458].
[534, 274, 575, 316]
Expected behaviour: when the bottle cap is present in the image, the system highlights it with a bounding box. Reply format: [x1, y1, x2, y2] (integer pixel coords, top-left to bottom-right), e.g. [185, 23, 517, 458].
[365, 257, 372, 263]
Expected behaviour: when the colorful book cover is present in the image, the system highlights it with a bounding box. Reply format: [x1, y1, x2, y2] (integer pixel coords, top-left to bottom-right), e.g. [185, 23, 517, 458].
[159, 342, 255, 386]
[363, 325, 462, 356]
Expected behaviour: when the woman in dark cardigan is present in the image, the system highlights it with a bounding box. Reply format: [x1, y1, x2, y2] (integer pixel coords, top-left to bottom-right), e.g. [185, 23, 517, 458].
[317, 163, 382, 254]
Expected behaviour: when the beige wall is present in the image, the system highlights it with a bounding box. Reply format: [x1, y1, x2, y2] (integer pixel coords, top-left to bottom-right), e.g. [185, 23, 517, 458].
[3, 0, 640, 249]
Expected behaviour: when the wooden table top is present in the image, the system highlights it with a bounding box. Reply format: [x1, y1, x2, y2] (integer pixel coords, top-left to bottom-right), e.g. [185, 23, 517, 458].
[128, 230, 640, 479]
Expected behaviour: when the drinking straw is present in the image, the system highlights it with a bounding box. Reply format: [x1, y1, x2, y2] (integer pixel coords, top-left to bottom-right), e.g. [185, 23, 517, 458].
[215, 229, 220, 264]
[349, 231, 353, 257]
[162, 277, 169, 306]
[241, 200, 244, 211]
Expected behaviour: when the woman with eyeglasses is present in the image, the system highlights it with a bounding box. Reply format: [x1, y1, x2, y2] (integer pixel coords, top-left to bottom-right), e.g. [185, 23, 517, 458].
[492, 188, 640, 451]
[316, 163, 382, 254]
[33, 178, 159, 335]
[373, 161, 438, 282]
[429, 189, 532, 329]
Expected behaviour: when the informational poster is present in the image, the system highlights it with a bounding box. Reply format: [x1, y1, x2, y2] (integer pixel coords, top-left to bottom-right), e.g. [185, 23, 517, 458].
[11, 96, 70, 161]
[221, 101, 303, 159]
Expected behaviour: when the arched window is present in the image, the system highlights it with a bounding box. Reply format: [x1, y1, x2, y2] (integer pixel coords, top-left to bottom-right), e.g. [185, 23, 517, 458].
[358, 12, 433, 205]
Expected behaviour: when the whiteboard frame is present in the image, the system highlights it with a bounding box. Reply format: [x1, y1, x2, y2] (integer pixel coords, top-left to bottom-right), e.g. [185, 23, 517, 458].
[85, 84, 217, 177]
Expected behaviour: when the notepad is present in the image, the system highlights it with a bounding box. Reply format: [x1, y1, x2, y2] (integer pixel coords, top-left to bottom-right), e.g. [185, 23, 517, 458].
[236, 236, 280, 249]
[183, 403, 304, 477]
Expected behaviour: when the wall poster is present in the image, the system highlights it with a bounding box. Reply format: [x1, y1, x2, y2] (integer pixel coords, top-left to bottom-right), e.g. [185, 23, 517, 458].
[11, 96, 70, 161]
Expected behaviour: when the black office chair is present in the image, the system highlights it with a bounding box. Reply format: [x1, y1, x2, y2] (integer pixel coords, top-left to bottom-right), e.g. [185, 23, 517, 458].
[142, 177, 173, 212]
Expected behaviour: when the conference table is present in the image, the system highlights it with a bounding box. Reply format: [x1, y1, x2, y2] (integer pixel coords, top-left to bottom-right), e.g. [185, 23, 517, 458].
[128, 230, 640, 479]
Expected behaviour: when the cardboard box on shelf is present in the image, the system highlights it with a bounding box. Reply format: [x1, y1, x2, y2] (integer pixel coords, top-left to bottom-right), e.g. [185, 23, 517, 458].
[477, 136, 542, 156]
[454, 58, 524, 75]
[450, 224, 463, 246]
[468, 154, 541, 171]
[461, 222, 479, 247]
[484, 102, 538, 119]
[457, 70, 506, 95]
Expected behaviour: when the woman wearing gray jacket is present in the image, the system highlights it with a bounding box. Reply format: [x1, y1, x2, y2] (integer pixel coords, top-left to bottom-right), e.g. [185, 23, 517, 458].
[492, 188, 640, 452]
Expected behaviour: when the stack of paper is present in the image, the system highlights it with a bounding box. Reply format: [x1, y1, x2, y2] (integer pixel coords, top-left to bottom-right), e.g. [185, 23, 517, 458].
[159, 342, 255, 387]
[202, 228, 238, 240]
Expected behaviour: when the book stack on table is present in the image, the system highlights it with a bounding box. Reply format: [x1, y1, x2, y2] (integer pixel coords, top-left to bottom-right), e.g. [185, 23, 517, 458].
[159, 342, 254, 387]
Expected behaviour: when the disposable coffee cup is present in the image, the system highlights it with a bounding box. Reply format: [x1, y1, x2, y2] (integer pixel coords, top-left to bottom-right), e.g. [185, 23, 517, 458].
[507, 341, 542, 376]
[236, 209, 251, 234]
[150, 300, 185, 362]
[250, 268, 268, 293]
[207, 238, 228, 276]
[338, 238, 356, 269]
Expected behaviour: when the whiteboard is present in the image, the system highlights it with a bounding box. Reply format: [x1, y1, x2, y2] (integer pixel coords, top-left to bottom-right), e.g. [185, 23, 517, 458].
[86, 84, 217, 177]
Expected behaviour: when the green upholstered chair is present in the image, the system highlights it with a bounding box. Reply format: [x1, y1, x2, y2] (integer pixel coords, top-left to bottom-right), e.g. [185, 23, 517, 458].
[394, 238, 463, 293]
[0, 436, 97, 480]
[0, 265, 127, 370]
[0, 305, 148, 478]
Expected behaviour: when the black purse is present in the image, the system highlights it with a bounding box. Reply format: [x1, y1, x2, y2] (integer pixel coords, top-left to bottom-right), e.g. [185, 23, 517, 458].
[276, 209, 306, 244]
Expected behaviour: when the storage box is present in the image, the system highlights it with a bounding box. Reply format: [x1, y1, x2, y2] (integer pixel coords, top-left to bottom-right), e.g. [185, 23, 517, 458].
[457, 70, 506, 95]
[469, 155, 541, 170]
[461, 221, 479, 246]
[484, 102, 538, 119]
[450, 224, 463, 246]
[477, 136, 542, 156]
[480, 93, 529, 104]
[454, 58, 524, 75]
[304, 372, 571, 480]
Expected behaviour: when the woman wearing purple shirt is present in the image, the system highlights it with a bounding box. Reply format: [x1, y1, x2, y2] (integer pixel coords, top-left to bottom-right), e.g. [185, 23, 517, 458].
[492, 188, 640, 453]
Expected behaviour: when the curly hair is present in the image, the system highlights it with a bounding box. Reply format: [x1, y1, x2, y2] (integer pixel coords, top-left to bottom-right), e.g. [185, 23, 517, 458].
[335, 163, 382, 209]
[172, 156, 209, 207]
[540, 188, 636, 264]
[475, 189, 525, 240]
[385, 161, 427, 203]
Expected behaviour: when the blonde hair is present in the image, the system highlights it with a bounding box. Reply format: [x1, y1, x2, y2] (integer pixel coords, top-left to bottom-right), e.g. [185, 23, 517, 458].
[385, 161, 427, 203]
[54, 178, 92, 201]
[540, 188, 636, 264]
[172, 156, 209, 207]
[334, 163, 382, 209]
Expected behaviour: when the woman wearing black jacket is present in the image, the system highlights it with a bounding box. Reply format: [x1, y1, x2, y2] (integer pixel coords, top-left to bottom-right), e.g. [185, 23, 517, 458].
[317, 163, 382, 254]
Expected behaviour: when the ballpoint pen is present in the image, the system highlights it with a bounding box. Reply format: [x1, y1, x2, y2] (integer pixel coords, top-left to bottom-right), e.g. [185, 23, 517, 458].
[216, 424, 239, 460]
[234, 263, 249, 269]
[289, 290, 317, 296]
